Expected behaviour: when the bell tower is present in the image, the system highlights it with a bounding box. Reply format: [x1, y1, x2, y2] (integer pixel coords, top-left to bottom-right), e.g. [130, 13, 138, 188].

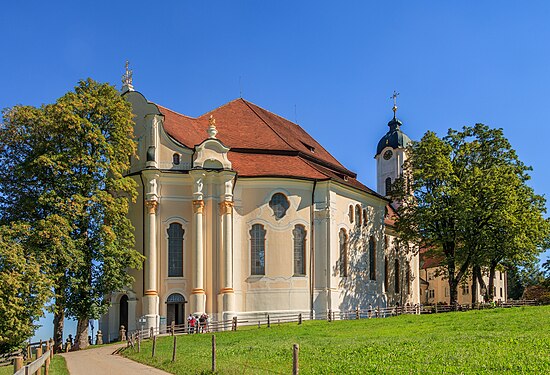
[375, 91, 411, 197]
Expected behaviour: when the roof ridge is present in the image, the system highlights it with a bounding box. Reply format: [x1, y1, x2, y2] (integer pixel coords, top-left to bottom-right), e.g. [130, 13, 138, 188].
[241, 99, 297, 151]
[199, 98, 245, 119]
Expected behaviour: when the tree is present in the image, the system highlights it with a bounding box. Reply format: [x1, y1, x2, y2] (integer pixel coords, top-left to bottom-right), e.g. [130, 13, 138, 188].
[0, 79, 144, 350]
[0, 223, 51, 353]
[394, 124, 549, 307]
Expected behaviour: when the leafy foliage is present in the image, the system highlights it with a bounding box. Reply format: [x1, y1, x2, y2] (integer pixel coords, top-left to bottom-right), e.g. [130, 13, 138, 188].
[0, 223, 51, 353]
[0, 79, 144, 350]
[393, 124, 550, 305]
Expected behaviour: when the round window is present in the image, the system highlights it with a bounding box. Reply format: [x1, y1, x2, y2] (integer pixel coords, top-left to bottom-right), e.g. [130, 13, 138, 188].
[269, 193, 290, 220]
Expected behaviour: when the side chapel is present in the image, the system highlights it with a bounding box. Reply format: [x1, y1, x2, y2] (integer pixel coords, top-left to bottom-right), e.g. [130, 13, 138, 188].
[101, 66, 420, 338]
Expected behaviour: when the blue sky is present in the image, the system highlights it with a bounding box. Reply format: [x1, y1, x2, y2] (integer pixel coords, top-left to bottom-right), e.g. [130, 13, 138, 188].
[2, 1, 549, 341]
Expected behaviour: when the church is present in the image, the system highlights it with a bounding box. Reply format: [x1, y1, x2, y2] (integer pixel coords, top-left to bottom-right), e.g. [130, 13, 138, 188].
[101, 67, 420, 338]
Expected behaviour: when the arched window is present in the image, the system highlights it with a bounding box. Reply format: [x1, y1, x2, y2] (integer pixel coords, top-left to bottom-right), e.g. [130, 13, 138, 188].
[293, 225, 306, 275]
[363, 209, 368, 227]
[384, 256, 389, 291]
[269, 193, 290, 220]
[339, 229, 348, 277]
[348, 205, 354, 223]
[394, 259, 400, 293]
[172, 153, 180, 165]
[250, 224, 266, 275]
[355, 205, 362, 227]
[385, 177, 392, 196]
[168, 223, 184, 277]
[369, 236, 376, 280]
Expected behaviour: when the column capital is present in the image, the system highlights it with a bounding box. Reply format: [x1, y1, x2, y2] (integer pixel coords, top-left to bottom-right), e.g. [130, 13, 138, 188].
[219, 201, 234, 215]
[192, 200, 205, 214]
[145, 200, 158, 214]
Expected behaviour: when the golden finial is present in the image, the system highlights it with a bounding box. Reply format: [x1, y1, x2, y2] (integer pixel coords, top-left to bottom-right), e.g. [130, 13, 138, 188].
[207, 115, 218, 139]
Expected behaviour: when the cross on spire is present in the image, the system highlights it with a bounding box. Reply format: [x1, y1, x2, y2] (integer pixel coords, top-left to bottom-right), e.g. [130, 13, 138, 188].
[121, 60, 134, 92]
[390, 90, 399, 118]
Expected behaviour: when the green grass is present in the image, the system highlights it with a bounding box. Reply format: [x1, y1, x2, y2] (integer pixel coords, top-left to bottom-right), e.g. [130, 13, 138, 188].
[0, 366, 11, 375]
[50, 355, 69, 375]
[122, 306, 550, 374]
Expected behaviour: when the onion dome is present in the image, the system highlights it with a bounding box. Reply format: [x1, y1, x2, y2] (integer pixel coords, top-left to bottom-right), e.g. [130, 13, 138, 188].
[375, 116, 412, 156]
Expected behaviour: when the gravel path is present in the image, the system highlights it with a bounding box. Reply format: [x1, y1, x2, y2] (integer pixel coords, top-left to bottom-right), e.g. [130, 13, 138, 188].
[61, 343, 171, 375]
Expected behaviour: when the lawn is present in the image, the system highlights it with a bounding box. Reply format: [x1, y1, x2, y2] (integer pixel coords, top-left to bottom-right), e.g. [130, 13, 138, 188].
[122, 306, 550, 374]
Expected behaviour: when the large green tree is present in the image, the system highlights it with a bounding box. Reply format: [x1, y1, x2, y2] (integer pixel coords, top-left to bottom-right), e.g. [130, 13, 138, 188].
[0, 79, 144, 350]
[394, 124, 549, 306]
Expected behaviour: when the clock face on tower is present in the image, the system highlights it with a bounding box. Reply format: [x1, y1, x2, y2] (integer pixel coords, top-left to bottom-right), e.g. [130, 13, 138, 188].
[383, 150, 393, 160]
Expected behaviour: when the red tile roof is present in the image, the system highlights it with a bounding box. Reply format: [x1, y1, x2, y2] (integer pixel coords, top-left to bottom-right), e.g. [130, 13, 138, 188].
[156, 98, 383, 198]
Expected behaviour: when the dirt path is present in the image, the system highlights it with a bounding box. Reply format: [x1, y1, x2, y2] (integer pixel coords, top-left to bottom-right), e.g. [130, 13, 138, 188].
[61, 344, 171, 375]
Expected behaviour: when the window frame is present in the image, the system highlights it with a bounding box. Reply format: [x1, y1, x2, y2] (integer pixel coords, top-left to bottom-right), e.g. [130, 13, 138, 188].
[339, 228, 349, 277]
[292, 225, 307, 276]
[167, 222, 185, 278]
[250, 224, 267, 276]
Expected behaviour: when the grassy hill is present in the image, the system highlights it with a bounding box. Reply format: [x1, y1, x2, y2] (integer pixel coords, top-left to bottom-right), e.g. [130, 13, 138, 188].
[122, 306, 550, 374]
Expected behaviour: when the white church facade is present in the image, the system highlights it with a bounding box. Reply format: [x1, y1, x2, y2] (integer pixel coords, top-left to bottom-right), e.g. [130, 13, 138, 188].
[101, 74, 420, 338]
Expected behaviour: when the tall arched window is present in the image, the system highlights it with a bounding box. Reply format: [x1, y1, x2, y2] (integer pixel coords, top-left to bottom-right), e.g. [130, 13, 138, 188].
[293, 225, 306, 275]
[384, 256, 389, 291]
[394, 259, 400, 293]
[369, 236, 376, 280]
[355, 205, 362, 227]
[250, 224, 266, 275]
[363, 209, 368, 227]
[385, 177, 392, 196]
[339, 229, 348, 277]
[168, 223, 184, 277]
[348, 205, 354, 223]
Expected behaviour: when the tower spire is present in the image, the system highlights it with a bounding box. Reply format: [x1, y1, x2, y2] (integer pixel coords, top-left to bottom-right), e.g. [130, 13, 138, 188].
[390, 90, 399, 119]
[121, 60, 134, 93]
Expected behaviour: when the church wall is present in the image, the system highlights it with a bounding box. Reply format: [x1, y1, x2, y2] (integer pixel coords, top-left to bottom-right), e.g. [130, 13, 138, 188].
[233, 178, 313, 316]
[326, 183, 387, 313]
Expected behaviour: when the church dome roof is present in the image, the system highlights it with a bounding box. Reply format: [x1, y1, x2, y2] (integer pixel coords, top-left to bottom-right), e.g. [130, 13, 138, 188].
[376, 117, 411, 156]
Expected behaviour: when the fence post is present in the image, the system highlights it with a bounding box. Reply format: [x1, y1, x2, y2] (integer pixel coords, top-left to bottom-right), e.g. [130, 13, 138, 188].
[34, 346, 42, 375]
[150, 327, 154, 339]
[152, 335, 157, 358]
[328, 309, 332, 322]
[44, 341, 51, 375]
[172, 335, 177, 363]
[138, 331, 141, 353]
[233, 316, 238, 331]
[267, 315, 271, 328]
[356, 308, 360, 319]
[298, 313, 302, 325]
[212, 335, 216, 373]
[293, 344, 299, 375]
[14, 356, 23, 373]
[171, 320, 175, 336]
[377, 305, 381, 318]
[435, 303, 438, 313]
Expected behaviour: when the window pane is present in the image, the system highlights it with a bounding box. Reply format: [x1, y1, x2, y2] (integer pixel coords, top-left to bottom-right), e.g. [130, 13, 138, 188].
[293, 225, 306, 275]
[369, 237, 376, 280]
[168, 223, 184, 277]
[251, 224, 266, 275]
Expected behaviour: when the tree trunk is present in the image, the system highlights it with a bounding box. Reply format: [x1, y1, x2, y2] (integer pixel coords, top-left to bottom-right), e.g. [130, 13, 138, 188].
[471, 267, 478, 307]
[53, 306, 64, 354]
[74, 318, 89, 350]
[488, 261, 497, 301]
[475, 267, 488, 302]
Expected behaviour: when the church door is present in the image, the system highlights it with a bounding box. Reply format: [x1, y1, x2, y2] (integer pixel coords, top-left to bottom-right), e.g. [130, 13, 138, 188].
[166, 293, 186, 326]
[119, 295, 129, 332]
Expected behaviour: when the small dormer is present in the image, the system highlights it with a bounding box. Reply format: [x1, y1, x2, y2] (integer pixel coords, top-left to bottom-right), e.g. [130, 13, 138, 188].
[193, 116, 232, 170]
